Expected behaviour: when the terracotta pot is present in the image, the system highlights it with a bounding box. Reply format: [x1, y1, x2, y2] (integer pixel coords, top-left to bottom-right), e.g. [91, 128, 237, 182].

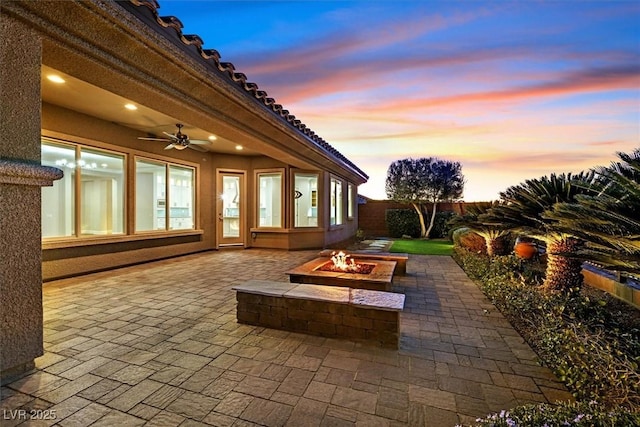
[514, 242, 537, 259]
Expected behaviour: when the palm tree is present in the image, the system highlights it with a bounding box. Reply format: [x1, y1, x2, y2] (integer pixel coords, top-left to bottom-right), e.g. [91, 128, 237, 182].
[484, 172, 598, 293]
[544, 150, 640, 275]
[449, 201, 509, 256]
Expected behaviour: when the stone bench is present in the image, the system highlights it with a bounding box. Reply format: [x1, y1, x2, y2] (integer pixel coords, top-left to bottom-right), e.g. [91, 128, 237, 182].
[319, 249, 408, 275]
[233, 280, 405, 348]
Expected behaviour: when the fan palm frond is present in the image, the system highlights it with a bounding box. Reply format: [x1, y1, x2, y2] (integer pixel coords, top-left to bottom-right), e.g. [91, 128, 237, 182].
[545, 149, 640, 275]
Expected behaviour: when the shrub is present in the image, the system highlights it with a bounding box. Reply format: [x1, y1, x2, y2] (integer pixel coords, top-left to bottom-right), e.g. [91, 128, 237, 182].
[431, 211, 457, 239]
[385, 209, 420, 238]
[501, 233, 518, 255]
[451, 227, 469, 246]
[460, 400, 640, 427]
[453, 248, 640, 412]
[456, 229, 487, 254]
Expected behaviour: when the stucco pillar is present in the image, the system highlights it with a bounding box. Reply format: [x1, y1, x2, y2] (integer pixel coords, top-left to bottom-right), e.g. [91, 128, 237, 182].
[0, 12, 62, 383]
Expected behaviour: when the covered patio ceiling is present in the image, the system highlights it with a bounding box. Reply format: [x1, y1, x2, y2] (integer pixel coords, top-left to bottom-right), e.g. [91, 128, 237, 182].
[41, 64, 259, 156]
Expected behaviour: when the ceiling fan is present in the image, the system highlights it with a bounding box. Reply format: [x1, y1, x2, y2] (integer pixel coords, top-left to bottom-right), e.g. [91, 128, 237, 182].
[137, 123, 210, 152]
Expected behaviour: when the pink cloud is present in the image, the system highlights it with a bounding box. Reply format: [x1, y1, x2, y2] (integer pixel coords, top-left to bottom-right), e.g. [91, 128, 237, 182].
[361, 64, 640, 113]
[586, 140, 627, 147]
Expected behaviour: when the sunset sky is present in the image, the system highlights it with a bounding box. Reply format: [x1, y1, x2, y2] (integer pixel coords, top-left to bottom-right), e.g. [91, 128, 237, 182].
[159, 1, 639, 201]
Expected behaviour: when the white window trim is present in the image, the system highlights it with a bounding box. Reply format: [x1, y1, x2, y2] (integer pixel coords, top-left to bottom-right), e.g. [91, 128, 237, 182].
[255, 168, 285, 229]
[134, 157, 197, 233]
[292, 170, 321, 229]
[330, 176, 344, 227]
[42, 137, 127, 238]
[41, 132, 200, 243]
[347, 183, 355, 220]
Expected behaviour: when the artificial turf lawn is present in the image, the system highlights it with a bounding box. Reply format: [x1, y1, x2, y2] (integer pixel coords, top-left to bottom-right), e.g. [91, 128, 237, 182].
[389, 238, 454, 255]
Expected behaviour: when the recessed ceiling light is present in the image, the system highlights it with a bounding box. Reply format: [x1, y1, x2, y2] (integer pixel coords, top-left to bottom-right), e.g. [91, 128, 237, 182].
[124, 103, 138, 111]
[208, 135, 217, 141]
[235, 145, 243, 151]
[47, 75, 65, 84]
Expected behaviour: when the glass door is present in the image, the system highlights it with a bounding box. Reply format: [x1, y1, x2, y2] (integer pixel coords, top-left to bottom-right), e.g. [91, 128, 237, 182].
[217, 171, 245, 246]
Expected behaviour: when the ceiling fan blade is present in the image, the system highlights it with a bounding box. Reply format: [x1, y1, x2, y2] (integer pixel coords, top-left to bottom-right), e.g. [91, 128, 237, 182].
[164, 143, 175, 150]
[162, 131, 178, 140]
[188, 144, 208, 152]
[189, 139, 210, 145]
[138, 137, 171, 141]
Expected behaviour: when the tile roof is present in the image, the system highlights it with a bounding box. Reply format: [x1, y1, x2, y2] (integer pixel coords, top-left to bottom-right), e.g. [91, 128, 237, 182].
[128, 0, 368, 180]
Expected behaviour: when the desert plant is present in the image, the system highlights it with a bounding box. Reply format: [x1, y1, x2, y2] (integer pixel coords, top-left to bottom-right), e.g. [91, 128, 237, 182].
[449, 201, 510, 256]
[545, 149, 640, 275]
[454, 228, 488, 254]
[453, 248, 640, 412]
[484, 172, 598, 293]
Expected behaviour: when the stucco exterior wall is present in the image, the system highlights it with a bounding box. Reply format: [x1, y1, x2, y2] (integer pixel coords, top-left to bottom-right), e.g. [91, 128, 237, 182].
[0, 14, 46, 380]
[40, 104, 351, 280]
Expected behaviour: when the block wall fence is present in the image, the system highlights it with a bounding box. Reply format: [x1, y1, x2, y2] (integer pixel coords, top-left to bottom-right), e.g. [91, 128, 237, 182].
[357, 199, 475, 238]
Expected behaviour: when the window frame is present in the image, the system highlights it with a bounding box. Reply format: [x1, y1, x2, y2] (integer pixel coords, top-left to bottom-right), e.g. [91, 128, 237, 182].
[330, 175, 344, 227]
[255, 168, 285, 229]
[42, 137, 127, 238]
[292, 170, 320, 229]
[167, 164, 196, 231]
[41, 139, 77, 238]
[41, 133, 201, 245]
[347, 183, 356, 220]
[134, 156, 197, 233]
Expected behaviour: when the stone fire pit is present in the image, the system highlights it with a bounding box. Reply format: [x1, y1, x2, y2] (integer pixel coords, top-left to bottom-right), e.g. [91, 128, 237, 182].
[286, 256, 396, 292]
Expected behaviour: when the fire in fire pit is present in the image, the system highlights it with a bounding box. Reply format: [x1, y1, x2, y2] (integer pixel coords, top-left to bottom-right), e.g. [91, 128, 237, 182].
[315, 251, 375, 275]
[287, 254, 396, 291]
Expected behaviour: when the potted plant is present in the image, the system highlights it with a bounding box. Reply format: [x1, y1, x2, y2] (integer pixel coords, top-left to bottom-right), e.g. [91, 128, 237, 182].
[514, 236, 538, 259]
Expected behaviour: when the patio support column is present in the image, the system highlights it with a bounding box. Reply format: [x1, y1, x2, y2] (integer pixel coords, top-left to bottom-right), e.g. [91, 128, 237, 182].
[0, 13, 61, 383]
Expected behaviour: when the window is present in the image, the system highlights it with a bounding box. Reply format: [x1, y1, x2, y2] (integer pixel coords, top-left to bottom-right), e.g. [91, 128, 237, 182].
[169, 166, 194, 230]
[42, 142, 75, 237]
[42, 137, 197, 239]
[42, 140, 125, 237]
[135, 159, 194, 231]
[135, 160, 166, 231]
[294, 173, 318, 227]
[330, 177, 343, 226]
[80, 149, 125, 235]
[257, 172, 283, 227]
[348, 183, 355, 219]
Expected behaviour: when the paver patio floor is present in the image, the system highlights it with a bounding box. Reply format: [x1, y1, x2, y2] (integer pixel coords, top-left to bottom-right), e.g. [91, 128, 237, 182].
[1, 249, 572, 426]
